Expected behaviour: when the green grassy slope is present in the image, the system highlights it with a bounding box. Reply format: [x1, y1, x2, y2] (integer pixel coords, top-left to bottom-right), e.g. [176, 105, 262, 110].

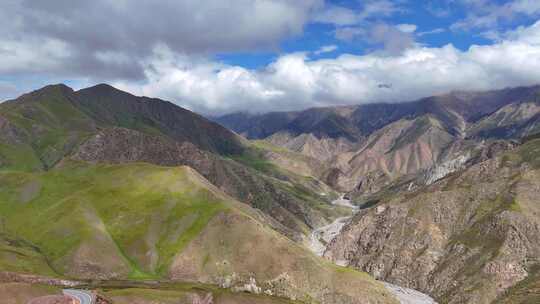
[0, 84, 341, 240]
[0, 161, 397, 304]
[0, 85, 96, 171]
[0, 161, 228, 279]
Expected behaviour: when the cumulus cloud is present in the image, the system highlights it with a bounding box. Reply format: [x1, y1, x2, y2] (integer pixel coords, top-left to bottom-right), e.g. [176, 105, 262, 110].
[418, 28, 446, 37]
[0, 0, 321, 80]
[113, 21, 540, 115]
[312, 5, 362, 26]
[370, 24, 416, 53]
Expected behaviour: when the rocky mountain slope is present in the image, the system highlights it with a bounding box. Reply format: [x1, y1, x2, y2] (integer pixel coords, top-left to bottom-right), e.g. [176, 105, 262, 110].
[323, 135, 540, 304]
[213, 85, 540, 303]
[215, 86, 540, 143]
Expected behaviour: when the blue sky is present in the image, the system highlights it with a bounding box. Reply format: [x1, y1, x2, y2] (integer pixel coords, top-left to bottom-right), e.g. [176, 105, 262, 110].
[217, 0, 538, 69]
[1, 0, 540, 114]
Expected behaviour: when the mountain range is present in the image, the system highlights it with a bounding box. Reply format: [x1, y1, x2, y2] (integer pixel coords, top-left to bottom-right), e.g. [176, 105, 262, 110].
[1, 83, 540, 304]
[214, 86, 540, 195]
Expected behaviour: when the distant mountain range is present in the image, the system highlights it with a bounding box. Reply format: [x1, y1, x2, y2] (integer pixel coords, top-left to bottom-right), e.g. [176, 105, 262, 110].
[214, 86, 540, 193]
[215, 86, 540, 141]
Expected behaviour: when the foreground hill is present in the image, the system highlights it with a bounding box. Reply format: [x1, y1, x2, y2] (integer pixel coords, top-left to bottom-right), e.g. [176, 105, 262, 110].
[0, 84, 343, 240]
[0, 161, 396, 304]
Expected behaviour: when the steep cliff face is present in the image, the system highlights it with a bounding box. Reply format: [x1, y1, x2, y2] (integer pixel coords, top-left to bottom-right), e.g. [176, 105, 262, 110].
[324, 138, 540, 304]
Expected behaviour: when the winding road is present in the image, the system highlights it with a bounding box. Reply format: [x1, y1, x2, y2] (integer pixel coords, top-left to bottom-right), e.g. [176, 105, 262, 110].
[63, 289, 94, 304]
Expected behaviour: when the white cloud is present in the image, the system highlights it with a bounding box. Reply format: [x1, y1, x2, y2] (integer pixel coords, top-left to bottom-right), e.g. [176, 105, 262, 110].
[396, 24, 417, 33]
[417, 28, 446, 36]
[114, 21, 540, 115]
[314, 45, 338, 55]
[451, 0, 540, 32]
[0, 38, 72, 74]
[312, 0, 402, 26]
[335, 27, 366, 41]
[0, 82, 19, 101]
[0, 0, 322, 80]
[511, 0, 540, 14]
[312, 5, 361, 26]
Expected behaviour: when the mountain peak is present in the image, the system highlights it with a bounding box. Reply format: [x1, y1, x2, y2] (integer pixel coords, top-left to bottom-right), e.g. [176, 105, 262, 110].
[33, 83, 74, 95]
[79, 83, 130, 96]
[12, 83, 75, 104]
[89, 83, 117, 91]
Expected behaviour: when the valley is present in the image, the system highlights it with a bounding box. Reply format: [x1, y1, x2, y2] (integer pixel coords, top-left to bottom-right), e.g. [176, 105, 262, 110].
[3, 2, 540, 304]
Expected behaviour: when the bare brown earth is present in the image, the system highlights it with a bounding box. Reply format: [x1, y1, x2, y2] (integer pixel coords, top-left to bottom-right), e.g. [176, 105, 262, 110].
[27, 295, 74, 304]
[168, 210, 396, 304]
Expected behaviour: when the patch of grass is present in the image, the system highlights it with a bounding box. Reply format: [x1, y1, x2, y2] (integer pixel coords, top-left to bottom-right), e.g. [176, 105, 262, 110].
[102, 285, 302, 304]
[0, 143, 42, 172]
[128, 267, 159, 280]
[251, 140, 290, 154]
[507, 199, 522, 212]
[156, 190, 226, 274]
[0, 235, 58, 276]
[0, 85, 97, 170]
[0, 161, 227, 278]
[230, 151, 278, 175]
